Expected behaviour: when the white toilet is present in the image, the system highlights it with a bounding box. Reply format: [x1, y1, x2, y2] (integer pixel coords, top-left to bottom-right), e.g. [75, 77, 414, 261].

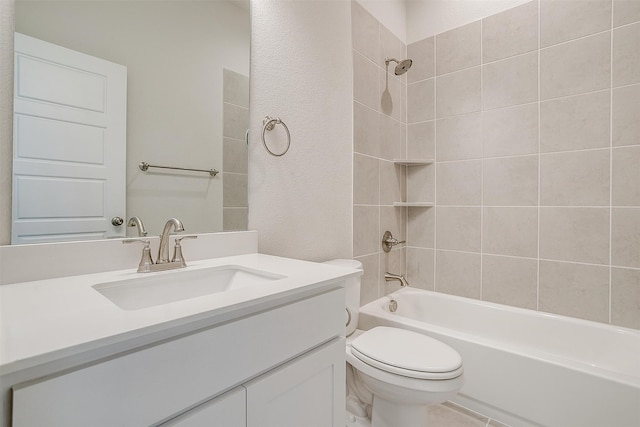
[324, 259, 464, 427]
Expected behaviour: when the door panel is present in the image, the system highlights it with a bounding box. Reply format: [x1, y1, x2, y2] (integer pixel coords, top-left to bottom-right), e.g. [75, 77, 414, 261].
[12, 32, 127, 244]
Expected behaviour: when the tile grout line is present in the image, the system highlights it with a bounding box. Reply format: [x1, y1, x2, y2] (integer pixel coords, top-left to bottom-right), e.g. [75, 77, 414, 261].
[609, 0, 614, 325]
[536, 0, 541, 312]
[479, 17, 485, 302]
[433, 35, 438, 293]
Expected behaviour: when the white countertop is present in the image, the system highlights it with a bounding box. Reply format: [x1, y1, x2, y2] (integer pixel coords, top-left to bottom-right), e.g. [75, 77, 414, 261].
[0, 253, 359, 376]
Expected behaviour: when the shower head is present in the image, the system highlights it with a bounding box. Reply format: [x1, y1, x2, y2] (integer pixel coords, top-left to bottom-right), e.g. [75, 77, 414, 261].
[385, 57, 413, 75]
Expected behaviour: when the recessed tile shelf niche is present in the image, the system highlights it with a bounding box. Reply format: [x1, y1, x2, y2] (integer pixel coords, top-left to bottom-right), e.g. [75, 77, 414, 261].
[392, 159, 434, 208]
[392, 159, 434, 166]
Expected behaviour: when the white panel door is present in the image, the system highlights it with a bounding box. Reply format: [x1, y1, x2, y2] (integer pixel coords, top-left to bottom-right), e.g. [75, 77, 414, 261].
[246, 338, 346, 427]
[12, 33, 127, 244]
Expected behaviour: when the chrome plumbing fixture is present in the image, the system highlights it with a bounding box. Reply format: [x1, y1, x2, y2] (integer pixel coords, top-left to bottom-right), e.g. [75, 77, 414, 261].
[382, 230, 406, 253]
[385, 272, 410, 287]
[127, 216, 148, 237]
[389, 298, 398, 313]
[158, 218, 184, 264]
[122, 218, 197, 273]
[385, 57, 413, 75]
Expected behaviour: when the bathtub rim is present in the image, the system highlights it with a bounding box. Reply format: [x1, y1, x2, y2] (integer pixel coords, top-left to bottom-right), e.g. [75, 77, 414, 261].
[358, 288, 640, 389]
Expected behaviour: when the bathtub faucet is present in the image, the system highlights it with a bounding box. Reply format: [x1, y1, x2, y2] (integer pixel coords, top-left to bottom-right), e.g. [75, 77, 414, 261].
[385, 272, 410, 287]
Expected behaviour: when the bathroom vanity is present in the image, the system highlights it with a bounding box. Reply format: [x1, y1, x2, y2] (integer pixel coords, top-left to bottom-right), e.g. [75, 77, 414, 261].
[0, 233, 356, 426]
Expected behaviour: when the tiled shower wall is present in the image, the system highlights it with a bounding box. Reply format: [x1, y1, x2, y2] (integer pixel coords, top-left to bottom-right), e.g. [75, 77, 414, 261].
[352, 1, 408, 305]
[222, 69, 249, 231]
[353, 0, 640, 330]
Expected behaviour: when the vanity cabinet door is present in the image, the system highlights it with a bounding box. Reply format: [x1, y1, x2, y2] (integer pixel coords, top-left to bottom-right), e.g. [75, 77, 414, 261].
[246, 337, 346, 427]
[160, 387, 246, 427]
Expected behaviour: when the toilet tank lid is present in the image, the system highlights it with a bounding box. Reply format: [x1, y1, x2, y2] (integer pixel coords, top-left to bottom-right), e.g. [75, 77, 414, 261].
[322, 259, 363, 270]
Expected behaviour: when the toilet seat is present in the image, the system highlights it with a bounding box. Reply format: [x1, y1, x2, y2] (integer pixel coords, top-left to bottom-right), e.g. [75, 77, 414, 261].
[350, 327, 463, 380]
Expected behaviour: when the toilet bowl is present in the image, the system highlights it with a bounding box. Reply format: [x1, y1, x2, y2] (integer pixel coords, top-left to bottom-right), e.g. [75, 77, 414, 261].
[323, 260, 464, 427]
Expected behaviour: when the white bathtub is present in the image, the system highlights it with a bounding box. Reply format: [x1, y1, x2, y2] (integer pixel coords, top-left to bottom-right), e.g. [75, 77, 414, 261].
[358, 288, 640, 427]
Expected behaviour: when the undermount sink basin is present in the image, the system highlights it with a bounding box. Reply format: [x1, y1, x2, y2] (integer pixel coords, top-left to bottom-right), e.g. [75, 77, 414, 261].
[93, 265, 286, 310]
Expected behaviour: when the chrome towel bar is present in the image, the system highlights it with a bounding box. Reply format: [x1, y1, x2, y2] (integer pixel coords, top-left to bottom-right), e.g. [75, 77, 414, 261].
[138, 162, 219, 177]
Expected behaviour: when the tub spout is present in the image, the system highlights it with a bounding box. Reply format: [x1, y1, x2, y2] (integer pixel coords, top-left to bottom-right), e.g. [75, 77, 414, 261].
[385, 272, 410, 287]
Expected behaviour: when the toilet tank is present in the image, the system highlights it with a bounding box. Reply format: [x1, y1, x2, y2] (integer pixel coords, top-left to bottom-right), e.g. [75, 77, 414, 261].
[323, 259, 362, 336]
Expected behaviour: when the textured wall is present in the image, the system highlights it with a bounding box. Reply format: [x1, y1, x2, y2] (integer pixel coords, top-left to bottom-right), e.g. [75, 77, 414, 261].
[248, 0, 353, 261]
[0, 0, 14, 246]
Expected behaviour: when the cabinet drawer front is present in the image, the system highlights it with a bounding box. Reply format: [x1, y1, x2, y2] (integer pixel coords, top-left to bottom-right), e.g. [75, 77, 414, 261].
[13, 288, 344, 427]
[160, 386, 246, 427]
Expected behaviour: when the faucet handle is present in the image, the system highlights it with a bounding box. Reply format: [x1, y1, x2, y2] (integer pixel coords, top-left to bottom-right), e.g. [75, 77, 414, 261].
[382, 231, 406, 253]
[172, 235, 198, 266]
[122, 239, 154, 273]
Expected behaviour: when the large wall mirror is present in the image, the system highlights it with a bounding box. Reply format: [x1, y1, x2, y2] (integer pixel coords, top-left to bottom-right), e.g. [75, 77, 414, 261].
[10, 0, 250, 244]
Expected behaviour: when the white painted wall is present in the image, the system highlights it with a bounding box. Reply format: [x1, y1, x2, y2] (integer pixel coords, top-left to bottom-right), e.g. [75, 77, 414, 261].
[249, 0, 353, 261]
[356, 0, 408, 42]
[406, 0, 531, 43]
[15, 0, 249, 236]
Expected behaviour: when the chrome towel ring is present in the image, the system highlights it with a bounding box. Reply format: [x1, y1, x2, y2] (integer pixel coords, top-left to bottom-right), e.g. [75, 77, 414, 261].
[261, 116, 291, 157]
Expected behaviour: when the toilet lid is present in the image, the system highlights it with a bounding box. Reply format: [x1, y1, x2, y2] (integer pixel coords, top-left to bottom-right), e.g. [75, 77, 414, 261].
[351, 327, 463, 379]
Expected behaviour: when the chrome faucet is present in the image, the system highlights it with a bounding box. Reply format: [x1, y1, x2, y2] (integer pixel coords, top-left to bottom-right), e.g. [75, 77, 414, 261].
[385, 272, 410, 287]
[127, 216, 148, 237]
[157, 218, 184, 264]
[122, 218, 197, 273]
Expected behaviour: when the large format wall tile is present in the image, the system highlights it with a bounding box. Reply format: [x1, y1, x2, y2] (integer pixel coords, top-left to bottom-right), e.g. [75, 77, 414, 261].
[612, 84, 640, 147]
[540, 149, 610, 206]
[407, 37, 434, 83]
[482, 103, 538, 157]
[435, 113, 482, 161]
[407, 121, 435, 159]
[435, 250, 481, 299]
[407, 247, 435, 290]
[436, 160, 482, 205]
[483, 156, 538, 206]
[379, 113, 406, 160]
[353, 154, 379, 205]
[612, 146, 640, 206]
[436, 207, 481, 252]
[483, 0, 538, 63]
[613, 22, 640, 87]
[407, 79, 435, 123]
[355, 252, 380, 305]
[482, 255, 538, 309]
[540, 0, 611, 47]
[407, 164, 434, 203]
[541, 32, 611, 100]
[540, 90, 611, 153]
[539, 260, 609, 323]
[436, 21, 481, 75]
[436, 67, 481, 118]
[611, 208, 640, 268]
[611, 267, 640, 329]
[351, 0, 379, 62]
[353, 205, 380, 257]
[540, 207, 610, 264]
[408, 207, 435, 248]
[483, 51, 538, 110]
[380, 161, 405, 205]
[354, 102, 381, 157]
[483, 207, 538, 257]
[613, 0, 640, 27]
[354, 51, 381, 111]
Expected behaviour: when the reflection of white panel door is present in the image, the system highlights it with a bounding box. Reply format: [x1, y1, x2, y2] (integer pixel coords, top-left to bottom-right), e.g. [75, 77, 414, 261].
[12, 33, 127, 244]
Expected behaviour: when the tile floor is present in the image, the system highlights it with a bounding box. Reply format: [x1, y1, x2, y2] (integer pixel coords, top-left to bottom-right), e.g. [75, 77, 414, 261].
[429, 401, 509, 427]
